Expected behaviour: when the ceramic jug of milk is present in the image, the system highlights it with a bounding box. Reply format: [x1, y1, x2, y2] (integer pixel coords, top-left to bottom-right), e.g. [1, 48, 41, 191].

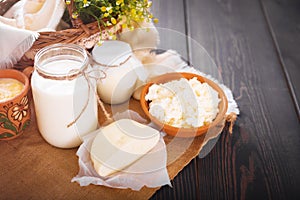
[31, 44, 98, 148]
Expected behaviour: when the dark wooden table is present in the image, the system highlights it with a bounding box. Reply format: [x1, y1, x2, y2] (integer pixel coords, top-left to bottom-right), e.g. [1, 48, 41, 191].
[150, 0, 300, 199]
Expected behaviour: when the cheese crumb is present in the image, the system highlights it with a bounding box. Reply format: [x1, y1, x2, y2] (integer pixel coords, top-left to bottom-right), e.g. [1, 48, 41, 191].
[145, 77, 220, 128]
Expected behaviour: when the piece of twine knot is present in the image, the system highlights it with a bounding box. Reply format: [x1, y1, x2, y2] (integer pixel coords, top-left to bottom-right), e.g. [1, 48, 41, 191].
[86, 53, 133, 126]
[61, 52, 133, 127]
[36, 61, 112, 127]
[58, 67, 113, 128]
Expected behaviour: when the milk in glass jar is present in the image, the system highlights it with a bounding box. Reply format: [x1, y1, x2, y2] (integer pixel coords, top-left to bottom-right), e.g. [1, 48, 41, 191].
[32, 44, 98, 148]
[92, 40, 147, 104]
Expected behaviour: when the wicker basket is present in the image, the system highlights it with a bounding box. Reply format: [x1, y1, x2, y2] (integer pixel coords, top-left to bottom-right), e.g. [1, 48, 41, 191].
[15, 0, 123, 69]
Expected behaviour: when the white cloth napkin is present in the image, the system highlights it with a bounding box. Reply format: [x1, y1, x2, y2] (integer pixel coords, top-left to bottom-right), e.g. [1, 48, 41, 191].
[71, 111, 171, 191]
[3, 0, 65, 31]
[0, 21, 39, 69]
[0, 0, 65, 69]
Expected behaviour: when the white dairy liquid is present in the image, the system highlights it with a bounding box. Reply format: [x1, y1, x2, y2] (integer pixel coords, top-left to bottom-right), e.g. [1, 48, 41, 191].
[92, 40, 147, 105]
[97, 56, 138, 104]
[31, 60, 98, 148]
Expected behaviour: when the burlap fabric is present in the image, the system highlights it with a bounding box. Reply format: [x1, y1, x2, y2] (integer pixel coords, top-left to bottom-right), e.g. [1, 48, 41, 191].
[0, 93, 222, 199]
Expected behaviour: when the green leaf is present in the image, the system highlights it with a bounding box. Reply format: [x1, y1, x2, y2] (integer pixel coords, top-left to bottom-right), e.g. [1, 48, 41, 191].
[3, 121, 18, 134]
[21, 120, 31, 131]
[0, 132, 14, 139]
[0, 117, 9, 123]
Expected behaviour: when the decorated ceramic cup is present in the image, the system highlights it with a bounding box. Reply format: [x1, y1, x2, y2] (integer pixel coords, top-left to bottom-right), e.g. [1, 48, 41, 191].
[0, 69, 31, 140]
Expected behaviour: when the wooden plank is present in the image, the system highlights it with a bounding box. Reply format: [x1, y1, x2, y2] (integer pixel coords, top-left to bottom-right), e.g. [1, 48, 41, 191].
[150, 0, 200, 199]
[186, 0, 300, 199]
[260, 0, 300, 118]
[151, 0, 188, 59]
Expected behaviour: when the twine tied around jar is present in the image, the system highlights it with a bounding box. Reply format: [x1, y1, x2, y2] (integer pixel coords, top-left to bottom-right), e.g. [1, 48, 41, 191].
[65, 67, 114, 128]
[35, 64, 112, 128]
[64, 52, 133, 127]
[86, 53, 133, 125]
[33, 47, 134, 128]
[92, 55, 132, 68]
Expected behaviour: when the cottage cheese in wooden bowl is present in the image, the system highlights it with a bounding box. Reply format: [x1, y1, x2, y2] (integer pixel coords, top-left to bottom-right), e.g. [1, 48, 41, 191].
[140, 72, 228, 137]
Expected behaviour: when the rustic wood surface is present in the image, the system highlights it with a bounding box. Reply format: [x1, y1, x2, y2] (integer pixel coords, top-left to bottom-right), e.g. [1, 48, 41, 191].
[151, 0, 300, 199]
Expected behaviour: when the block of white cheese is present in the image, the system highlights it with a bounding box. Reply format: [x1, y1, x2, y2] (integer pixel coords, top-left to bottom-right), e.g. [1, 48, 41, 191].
[90, 119, 160, 177]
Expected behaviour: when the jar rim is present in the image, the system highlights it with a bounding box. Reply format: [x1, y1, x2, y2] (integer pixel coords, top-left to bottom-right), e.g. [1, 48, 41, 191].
[34, 43, 88, 80]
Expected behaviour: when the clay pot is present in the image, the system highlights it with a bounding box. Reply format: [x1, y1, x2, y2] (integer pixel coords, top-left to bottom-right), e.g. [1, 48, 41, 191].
[140, 72, 228, 138]
[0, 69, 31, 140]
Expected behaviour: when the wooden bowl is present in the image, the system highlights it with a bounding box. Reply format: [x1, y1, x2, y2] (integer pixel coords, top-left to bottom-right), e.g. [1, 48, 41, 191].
[140, 72, 228, 137]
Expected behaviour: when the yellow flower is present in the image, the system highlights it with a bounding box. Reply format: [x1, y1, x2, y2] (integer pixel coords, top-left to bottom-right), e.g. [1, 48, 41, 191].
[11, 96, 29, 122]
[97, 40, 104, 46]
[122, 23, 127, 29]
[72, 12, 79, 19]
[111, 35, 117, 40]
[131, 9, 136, 15]
[111, 17, 117, 25]
[101, 6, 107, 12]
[116, 0, 123, 5]
[147, 1, 152, 8]
[83, 0, 90, 7]
[71, 0, 159, 43]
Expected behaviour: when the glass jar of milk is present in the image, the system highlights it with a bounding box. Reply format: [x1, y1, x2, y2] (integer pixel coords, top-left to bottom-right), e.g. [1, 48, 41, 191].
[32, 44, 98, 148]
[92, 40, 147, 104]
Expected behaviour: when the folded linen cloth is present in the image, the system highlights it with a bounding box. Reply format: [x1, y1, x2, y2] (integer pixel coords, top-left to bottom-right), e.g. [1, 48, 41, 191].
[0, 21, 39, 69]
[2, 0, 65, 31]
[0, 0, 65, 69]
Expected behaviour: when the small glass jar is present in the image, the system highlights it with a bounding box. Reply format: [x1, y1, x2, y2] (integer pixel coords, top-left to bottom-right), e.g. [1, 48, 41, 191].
[32, 44, 98, 148]
[92, 40, 147, 104]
